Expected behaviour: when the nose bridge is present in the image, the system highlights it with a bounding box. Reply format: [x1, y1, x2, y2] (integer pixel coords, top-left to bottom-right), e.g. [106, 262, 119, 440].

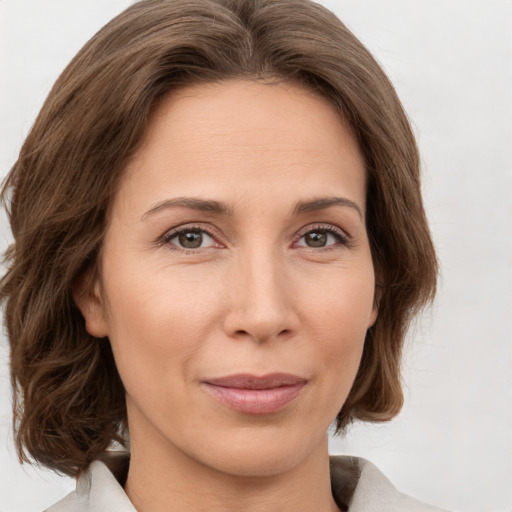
[224, 244, 295, 342]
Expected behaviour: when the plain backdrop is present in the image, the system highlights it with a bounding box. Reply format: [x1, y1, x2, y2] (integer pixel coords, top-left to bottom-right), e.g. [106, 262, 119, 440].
[1, 1, 511, 511]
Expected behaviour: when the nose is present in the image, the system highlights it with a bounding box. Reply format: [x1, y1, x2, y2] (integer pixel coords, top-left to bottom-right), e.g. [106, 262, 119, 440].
[222, 248, 298, 343]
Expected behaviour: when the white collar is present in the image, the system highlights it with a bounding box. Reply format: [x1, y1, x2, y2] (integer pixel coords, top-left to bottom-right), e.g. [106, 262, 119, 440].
[45, 454, 449, 512]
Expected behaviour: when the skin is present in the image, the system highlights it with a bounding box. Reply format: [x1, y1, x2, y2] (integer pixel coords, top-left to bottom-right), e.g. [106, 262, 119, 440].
[75, 80, 377, 512]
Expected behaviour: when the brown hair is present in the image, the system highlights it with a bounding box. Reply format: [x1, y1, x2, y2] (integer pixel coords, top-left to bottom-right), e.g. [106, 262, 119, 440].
[1, 0, 437, 477]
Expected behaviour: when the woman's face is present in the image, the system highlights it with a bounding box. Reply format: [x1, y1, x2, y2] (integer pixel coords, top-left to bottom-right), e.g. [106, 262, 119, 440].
[78, 80, 377, 477]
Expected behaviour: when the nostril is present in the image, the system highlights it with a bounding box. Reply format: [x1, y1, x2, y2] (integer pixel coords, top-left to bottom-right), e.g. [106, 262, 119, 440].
[232, 328, 292, 343]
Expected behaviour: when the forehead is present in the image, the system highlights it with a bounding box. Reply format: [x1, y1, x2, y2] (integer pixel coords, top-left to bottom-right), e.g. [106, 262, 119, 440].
[141, 79, 357, 153]
[117, 79, 366, 216]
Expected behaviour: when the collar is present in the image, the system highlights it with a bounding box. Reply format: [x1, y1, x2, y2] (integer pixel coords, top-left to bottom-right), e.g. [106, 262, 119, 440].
[46, 453, 449, 512]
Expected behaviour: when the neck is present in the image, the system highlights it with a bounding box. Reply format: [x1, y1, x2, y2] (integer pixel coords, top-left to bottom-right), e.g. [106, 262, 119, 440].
[124, 432, 340, 512]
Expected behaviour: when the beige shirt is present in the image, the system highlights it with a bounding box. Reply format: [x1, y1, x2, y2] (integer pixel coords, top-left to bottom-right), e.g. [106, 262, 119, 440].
[45, 455, 451, 511]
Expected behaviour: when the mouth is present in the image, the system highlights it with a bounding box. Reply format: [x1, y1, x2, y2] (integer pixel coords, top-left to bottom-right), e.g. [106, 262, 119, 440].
[201, 373, 308, 415]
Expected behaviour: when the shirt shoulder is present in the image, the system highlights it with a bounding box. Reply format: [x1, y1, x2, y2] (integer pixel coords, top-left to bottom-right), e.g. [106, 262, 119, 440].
[44, 456, 135, 512]
[43, 491, 78, 512]
[330, 455, 454, 512]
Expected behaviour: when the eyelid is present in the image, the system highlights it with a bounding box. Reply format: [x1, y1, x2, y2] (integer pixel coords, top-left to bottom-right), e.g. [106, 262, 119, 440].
[292, 223, 352, 248]
[158, 223, 224, 251]
[156, 222, 351, 251]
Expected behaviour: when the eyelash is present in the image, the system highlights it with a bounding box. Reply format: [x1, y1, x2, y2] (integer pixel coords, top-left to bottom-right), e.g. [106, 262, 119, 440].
[158, 224, 221, 252]
[158, 223, 352, 252]
[292, 224, 352, 250]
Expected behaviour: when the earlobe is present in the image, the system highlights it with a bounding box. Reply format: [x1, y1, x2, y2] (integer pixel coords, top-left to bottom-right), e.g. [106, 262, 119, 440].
[72, 271, 109, 338]
[369, 279, 383, 328]
[369, 302, 378, 328]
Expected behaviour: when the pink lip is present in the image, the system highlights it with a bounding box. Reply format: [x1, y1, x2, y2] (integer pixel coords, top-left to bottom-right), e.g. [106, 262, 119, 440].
[202, 373, 307, 414]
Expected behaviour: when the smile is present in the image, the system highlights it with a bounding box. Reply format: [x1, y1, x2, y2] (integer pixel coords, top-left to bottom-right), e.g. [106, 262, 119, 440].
[202, 373, 308, 414]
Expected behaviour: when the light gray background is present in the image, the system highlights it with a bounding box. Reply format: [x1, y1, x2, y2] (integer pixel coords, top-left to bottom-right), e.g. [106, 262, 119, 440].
[1, 1, 511, 511]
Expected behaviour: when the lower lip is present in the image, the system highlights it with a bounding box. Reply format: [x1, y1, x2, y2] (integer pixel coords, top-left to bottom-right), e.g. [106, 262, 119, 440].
[202, 382, 306, 414]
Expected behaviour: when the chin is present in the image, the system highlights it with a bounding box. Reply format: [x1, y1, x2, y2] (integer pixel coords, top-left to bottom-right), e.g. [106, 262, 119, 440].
[185, 424, 329, 478]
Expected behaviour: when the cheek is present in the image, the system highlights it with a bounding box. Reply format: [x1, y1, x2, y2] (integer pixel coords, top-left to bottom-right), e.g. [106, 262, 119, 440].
[301, 263, 375, 382]
[304, 260, 376, 333]
[310, 311, 366, 386]
[101, 259, 226, 379]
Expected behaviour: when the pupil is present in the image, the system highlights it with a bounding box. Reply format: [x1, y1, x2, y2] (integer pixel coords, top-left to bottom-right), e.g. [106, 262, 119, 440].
[306, 231, 327, 247]
[179, 231, 203, 248]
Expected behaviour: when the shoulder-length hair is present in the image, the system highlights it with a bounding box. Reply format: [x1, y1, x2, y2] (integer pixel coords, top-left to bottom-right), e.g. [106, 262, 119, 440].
[1, 0, 437, 477]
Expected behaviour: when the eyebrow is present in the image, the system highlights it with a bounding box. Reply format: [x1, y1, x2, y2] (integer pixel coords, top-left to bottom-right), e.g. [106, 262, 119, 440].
[142, 195, 363, 221]
[293, 196, 363, 219]
[142, 197, 234, 220]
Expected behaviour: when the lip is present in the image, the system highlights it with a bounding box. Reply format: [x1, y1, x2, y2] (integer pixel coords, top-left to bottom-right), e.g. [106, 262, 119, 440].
[202, 373, 307, 415]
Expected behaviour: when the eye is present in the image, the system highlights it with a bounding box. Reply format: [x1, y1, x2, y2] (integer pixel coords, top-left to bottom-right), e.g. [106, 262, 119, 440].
[294, 226, 350, 249]
[163, 227, 220, 250]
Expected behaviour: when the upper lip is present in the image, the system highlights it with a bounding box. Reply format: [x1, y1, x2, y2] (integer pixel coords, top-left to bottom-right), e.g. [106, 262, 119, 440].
[204, 373, 307, 390]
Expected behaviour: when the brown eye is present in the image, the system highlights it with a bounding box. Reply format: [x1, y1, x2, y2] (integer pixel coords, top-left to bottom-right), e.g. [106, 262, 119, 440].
[304, 231, 328, 247]
[163, 226, 222, 252]
[177, 230, 204, 248]
[295, 226, 350, 249]
[164, 228, 219, 250]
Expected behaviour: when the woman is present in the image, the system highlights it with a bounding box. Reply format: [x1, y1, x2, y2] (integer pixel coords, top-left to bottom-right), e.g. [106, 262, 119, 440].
[1, 0, 444, 510]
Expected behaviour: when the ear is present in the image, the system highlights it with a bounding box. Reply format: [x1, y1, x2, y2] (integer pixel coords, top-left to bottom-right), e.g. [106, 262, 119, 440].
[72, 269, 109, 338]
[368, 266, 384, 328]
[368, 298, 379, 328]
